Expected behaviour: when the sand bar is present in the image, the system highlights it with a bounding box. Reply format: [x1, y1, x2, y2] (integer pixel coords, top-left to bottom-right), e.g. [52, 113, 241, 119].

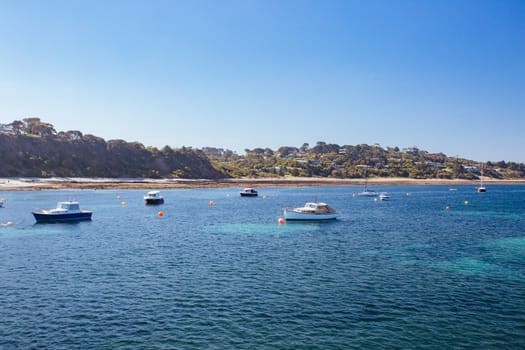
[1, 177, 524, 191]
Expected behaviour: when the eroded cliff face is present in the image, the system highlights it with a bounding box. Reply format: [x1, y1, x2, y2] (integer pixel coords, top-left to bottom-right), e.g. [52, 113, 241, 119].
[0, 133, 227, 179]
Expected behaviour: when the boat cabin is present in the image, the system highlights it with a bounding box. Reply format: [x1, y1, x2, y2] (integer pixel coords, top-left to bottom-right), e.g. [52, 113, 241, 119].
[296, 202, 336, 214]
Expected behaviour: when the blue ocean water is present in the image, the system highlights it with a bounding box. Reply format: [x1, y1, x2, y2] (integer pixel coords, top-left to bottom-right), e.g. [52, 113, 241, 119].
[1, 185, 524, 349]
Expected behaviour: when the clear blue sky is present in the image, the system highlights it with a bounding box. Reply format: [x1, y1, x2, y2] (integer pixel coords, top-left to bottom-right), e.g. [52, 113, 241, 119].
[1, 0, 524, 162]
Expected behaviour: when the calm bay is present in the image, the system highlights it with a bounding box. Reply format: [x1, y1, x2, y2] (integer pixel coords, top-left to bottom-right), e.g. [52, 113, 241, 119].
[1, 185, 524, 349]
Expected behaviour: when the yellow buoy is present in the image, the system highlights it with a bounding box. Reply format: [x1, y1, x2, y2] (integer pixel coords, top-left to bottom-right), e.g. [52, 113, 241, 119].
[209, 200, 214, 207]
[121, 201, 127, 207]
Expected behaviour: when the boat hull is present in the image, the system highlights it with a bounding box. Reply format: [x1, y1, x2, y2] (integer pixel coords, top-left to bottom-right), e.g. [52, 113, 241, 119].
[240, 193, 258, 197]
[33, 211, 92, 223]
[283, 209, 337, 221]
[145, 198, 164, 205]
[358, 191, 378, 197]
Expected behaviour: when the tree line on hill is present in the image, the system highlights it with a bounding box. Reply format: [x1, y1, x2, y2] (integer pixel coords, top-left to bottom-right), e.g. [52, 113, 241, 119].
[1, 118, 524, 179]
[0, 118, 224, 178]
[202, 142, 525, 180]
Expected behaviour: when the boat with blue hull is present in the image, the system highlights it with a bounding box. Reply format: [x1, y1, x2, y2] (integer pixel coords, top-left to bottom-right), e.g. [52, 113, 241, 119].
[33, 201, 92, 223]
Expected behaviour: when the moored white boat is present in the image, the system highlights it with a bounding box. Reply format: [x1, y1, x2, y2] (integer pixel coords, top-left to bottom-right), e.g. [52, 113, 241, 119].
[358, 189, 378, 197]
[477, 163, 487, 192]
[283, 202, 338, 221]
[357, 166, 378, 197]
[144, 191, 165, 204]
[240, 188, 258, 197]
[378, 192, 391, 200]
[33, 201, 92, 223]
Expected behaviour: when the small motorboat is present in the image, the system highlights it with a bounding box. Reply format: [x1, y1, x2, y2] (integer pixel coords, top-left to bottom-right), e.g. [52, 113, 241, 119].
[283, 202, 338, 221]
[144, 191, 164, 205]
[33, 201, 92, 223]
[240, 188, 258, 197]
[0, 198, 6, 208]
[378, 192, 391, 200]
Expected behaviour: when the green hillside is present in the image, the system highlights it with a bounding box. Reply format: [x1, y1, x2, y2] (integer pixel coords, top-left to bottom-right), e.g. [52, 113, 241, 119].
[1, 118, 524, 180]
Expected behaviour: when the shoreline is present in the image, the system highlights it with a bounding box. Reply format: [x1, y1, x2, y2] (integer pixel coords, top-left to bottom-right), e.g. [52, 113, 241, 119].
[1, 177, 525, 191]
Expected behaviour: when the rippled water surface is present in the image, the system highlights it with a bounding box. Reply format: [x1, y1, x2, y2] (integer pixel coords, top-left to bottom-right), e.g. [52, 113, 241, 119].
[1, 185, 524, 349]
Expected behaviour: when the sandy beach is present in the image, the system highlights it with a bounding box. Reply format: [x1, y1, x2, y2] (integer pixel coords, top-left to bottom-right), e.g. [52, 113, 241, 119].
[1, 177, 524, 191]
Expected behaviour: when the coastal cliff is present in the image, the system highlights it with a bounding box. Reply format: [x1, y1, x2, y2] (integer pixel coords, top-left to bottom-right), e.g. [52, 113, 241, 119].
[0, 132, 226, 179]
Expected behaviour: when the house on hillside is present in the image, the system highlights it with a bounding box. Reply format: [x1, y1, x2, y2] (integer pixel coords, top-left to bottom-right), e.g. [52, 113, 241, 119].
[0, 124, 15, 134]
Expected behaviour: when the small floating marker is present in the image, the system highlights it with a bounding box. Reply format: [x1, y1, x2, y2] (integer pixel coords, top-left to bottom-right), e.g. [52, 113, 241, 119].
[158, 211, 164, 217]
[352, 193, 356, 197]
[278, 218, 285, 225]
[226, 194, 230, 198]
[445, 206, 451, 211]
[121, 201, 127, 207]
[116, 195, 121, 200]
[262, 195, 267, 200]
[209, 200, 214, 207]
[464, 200, 469, 205]
[406, 192, 411, 196]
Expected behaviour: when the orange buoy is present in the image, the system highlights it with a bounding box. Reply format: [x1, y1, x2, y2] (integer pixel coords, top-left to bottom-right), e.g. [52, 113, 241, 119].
[278, 218, 285, 224]
[158, 211, 164, 217]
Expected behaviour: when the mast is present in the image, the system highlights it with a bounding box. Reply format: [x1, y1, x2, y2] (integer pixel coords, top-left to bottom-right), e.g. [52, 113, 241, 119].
[480, 163, 483, 187]
[363, 166, 368, 191]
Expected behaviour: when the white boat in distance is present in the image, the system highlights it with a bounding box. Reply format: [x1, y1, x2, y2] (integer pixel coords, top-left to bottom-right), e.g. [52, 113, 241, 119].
[240, 188, 258, 197]
[283, 202, 338, 221]
[357, 166, 378, 197]
[144, 191, 165, 205]
[358, 188, 378, 197]
[477, 163, 487, 193]
[378, 192, 391, 200]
